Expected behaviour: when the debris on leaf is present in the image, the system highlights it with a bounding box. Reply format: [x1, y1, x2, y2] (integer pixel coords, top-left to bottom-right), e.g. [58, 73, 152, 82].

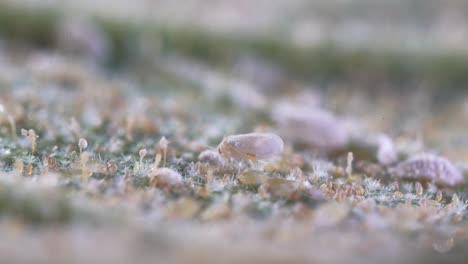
[150, 167, 183, 187]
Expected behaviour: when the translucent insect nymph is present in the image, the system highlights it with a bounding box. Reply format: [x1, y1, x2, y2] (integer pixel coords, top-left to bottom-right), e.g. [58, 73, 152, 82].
[217, 133, 284, 160]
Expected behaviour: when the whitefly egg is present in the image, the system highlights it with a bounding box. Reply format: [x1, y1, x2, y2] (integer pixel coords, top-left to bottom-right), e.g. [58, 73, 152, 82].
[217, 133, 284, 160]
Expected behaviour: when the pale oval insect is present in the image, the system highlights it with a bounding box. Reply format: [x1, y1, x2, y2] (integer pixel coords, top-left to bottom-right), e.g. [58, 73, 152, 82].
[217, 133, 284, 160]
[389, 153, 464, 186]
[272, 103, 349, 152]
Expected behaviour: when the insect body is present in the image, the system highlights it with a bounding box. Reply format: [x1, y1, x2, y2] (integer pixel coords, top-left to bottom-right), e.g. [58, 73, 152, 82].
[272, 103, 349, 152]
[390, 153, 464, 186]
[217, 133, 284, 160]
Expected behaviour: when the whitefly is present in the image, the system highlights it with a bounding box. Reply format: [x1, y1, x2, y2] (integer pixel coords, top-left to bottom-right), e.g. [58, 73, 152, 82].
[390, 153, 464, 186]
[217, 133, 284, 160]
[272, 103, 349, 152]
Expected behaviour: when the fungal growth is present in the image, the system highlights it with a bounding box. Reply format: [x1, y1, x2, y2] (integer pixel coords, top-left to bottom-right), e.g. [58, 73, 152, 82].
[138, 148, 147, 170]
[21, 129, 38, 154]
[217, 133, 284, 160]
[159, 136, 170, 167]
[390, 153, 464, 186]
[78, 137, 88, 155]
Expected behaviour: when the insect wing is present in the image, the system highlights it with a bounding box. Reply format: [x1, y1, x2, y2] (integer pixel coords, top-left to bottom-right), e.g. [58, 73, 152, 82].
[228, 134, 283, 159]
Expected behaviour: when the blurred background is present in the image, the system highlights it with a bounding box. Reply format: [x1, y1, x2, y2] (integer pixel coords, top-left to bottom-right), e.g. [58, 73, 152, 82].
[2, 0, 468, 153]
[1, 0, 468, 94]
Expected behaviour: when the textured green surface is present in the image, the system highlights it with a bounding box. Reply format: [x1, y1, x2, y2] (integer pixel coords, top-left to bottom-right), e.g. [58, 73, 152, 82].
[0, 1, 468, 263]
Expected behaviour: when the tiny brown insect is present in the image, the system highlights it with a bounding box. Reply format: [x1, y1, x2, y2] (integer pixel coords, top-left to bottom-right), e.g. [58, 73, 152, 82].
[217, 133, 284, 160]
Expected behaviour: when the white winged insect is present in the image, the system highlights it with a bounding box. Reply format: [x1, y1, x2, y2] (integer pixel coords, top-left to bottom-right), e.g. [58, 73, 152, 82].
[217, 133, 284, 161]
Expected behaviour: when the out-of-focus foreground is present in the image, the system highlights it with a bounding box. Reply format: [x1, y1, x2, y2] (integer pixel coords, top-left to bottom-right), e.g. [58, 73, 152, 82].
[0, 1, 468, 263]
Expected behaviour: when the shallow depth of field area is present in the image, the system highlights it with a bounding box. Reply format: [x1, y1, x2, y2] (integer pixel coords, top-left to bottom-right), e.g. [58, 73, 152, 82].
[0, 1, 468, 263]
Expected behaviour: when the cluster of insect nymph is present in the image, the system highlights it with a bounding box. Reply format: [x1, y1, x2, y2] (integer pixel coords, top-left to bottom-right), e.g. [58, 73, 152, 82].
[215, 130, 464, 188]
